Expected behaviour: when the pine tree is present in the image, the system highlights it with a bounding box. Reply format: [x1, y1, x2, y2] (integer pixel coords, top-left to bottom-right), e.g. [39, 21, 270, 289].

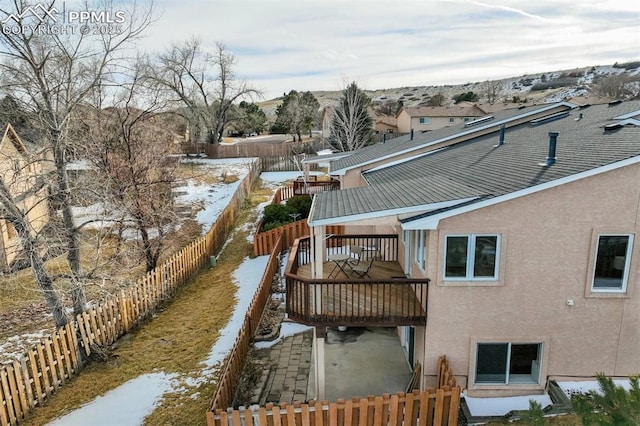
[573, 373, 640, 425]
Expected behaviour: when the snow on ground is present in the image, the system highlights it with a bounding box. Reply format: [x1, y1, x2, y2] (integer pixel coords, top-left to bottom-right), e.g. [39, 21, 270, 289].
[43, 167, 302, 425]
[175, 157, 256, 234]
[260, 171, 321, 186]
[200, 256, 270, 373]
[70, 157, 256, 238]
[46, 254, 269, 426]
[0, 331, 49, 363]
[463, 392, 553, 417]
[47, 372, 178, 426]
[253, 322, 312, 349]
[557, 379, 632, 398]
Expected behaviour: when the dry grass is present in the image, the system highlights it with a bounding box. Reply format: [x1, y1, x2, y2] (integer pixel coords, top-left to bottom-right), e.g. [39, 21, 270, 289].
[20, 183, 273, 426]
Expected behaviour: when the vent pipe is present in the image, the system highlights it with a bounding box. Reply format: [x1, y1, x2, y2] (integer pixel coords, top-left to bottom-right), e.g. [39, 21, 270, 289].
[383, 133, 387, 144]
[540, 132, 558, 166]
[493, 124, 506, 147]
[410, 128, 414, 140]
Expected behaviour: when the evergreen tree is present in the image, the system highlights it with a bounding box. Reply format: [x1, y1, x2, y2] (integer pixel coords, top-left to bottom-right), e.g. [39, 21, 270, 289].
[272, 90, 319, 141]
[573, 374, 640, 425]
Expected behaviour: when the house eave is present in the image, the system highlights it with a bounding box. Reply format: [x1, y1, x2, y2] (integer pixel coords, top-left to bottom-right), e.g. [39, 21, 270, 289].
[308, 197, 479, 227]
[401, 155, 640, 230]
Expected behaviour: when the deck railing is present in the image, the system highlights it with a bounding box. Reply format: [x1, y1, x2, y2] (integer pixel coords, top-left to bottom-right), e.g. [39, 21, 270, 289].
[292, 176, 340, 195]
[285, 235, 428, 327]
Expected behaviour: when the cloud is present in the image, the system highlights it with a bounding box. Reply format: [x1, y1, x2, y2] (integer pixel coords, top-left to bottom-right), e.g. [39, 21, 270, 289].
[140, 0, 640, 99]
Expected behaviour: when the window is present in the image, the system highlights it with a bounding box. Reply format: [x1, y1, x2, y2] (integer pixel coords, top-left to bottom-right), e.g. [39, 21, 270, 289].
[592, 234, 633, 292]
[444, 235, 499, 280]
[464, 117, 473, 123]
[475, 343, 542, 385]
[449, 117, 455, 123]
[419, 117, 430, 124]
[414, 230, 426, 270]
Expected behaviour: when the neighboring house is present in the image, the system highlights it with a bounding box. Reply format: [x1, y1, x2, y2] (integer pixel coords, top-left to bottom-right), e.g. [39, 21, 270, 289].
[287, 100, 640, 400]
[0, 124, 50, 271]
[373, 114, 397, 134]
[396, 105, 487, 133]
[321, 105, 398, 146]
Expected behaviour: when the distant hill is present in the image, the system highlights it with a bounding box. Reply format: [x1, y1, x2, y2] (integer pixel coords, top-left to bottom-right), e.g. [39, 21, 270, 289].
[258, 61, 640, 117]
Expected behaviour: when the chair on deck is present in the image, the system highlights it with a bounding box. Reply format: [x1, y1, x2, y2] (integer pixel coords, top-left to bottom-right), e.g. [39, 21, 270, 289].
[348, 245, 364, 266]
[351, 258, 374, 278]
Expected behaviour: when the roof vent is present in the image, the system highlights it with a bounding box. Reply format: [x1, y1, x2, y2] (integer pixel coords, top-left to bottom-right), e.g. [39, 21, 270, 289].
[464, 115, 494, 127]
[608, 100, 622, 106]
[493, 124, 506, 147]
[530, 111, 570, 126]
[575, 113, 584, 121]
[539, 132, 558, 166]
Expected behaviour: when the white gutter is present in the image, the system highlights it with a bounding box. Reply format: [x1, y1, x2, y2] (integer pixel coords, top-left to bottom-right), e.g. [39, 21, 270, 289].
[613, 109, 640, 120]
[331, 102, 577, 176]
[308, 196, 479, 227]
[401, 156, 640, 230]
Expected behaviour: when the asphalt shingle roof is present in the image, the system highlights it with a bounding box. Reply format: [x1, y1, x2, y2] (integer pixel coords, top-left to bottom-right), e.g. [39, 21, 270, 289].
[328, 103, 571, 173]
[310, 101, 640, 224]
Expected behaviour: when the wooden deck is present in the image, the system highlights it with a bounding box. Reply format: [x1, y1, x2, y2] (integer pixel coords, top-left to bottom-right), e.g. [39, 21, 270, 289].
[287, 259, 428, 327]
[296, 260, 407, 280]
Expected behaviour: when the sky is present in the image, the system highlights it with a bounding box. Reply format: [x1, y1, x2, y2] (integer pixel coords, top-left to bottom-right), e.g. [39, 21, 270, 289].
[139, 0, 640, 99]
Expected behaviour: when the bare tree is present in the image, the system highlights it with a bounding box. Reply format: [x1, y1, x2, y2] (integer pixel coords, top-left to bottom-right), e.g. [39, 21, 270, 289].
[328, 82, 374, 152]
[84, 64, 180, 272]
[427, 92, 446, 106]
[0, 129, 68, 327]
[482, 80, 503, 104]
[596, 74, 639, 99]
[0, 0, 154, 319]
[147, 39, 260, 145]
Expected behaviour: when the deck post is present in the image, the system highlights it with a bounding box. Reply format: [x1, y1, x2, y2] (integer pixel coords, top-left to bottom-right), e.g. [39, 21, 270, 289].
[312, 226, 325, 279]
[304, 161, 310, 183]
[313, 326, 326, 401]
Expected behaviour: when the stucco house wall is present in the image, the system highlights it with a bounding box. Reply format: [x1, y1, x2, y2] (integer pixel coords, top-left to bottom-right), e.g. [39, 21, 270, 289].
[0, 125, 50, 270]
[403, 163, 640, 397]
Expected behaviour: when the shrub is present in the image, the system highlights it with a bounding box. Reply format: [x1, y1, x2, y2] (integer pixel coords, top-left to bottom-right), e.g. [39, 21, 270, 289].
[262, 204, 295, 228]
[285, 195, 312, 219]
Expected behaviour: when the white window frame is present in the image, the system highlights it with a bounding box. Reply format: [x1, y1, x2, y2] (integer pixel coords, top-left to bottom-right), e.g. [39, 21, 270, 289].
[414, 230, 426, 270]
[449, 117, 455, 123]
[418, 117, 430, 124]
[591, 234, 633, 293]
[474, 342, 542, 385]
[443, 234, 500, 281]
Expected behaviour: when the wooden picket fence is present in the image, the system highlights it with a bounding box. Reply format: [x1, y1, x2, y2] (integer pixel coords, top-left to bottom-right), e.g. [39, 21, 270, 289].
[208, 234, 285, 413]
[209, 388, 460, 426]
[253, 185, 344, 257]
[0, 160, 261, 426]
[435, 356, 457, 390]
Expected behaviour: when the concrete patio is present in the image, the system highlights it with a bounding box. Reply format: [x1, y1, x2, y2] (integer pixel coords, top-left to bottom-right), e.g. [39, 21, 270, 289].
[252, 326, 412, 404]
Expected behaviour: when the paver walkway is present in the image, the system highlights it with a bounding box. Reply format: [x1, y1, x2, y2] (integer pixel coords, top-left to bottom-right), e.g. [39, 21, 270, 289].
[252, 330, 313, 405]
